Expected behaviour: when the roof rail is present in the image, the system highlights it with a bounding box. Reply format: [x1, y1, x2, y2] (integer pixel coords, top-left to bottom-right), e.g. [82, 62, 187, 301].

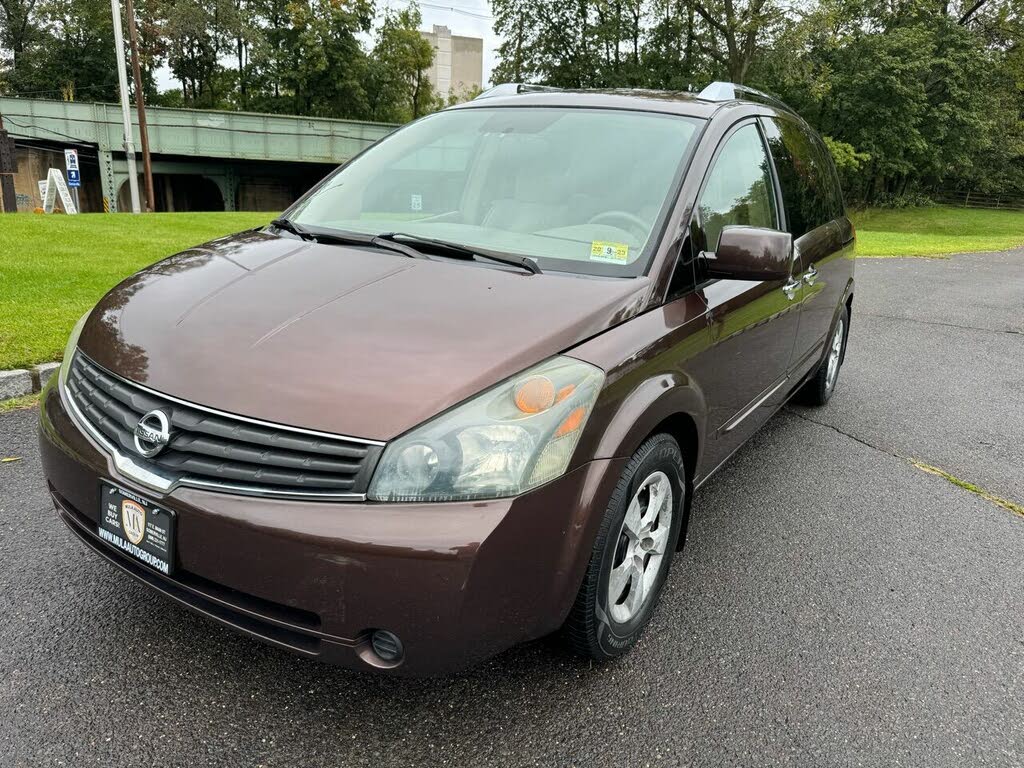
[474, 83, 563, 100]
[697, 81, 794, 113]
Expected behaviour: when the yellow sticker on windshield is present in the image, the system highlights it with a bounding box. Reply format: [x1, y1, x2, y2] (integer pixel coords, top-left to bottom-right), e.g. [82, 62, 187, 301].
[590, 241, 629, 264]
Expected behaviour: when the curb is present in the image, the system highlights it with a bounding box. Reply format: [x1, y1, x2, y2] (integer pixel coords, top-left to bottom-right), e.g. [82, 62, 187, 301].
[0, 362, 60, 400]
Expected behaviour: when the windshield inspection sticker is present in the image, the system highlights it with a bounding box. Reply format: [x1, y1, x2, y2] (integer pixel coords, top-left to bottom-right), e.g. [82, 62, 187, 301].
[590, 241, 630, 264]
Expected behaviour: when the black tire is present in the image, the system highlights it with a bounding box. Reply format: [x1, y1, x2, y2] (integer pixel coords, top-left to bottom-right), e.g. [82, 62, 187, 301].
[563, 434, 686, 662]
[799, 304, 849, 406]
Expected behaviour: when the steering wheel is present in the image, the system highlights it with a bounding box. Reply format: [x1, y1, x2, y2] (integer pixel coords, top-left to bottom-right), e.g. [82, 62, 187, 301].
[587, 210, 648, 241]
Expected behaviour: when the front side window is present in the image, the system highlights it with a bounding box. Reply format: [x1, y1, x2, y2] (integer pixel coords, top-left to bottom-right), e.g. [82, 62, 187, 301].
[698, 123, 778, 251]
[290, 107, 703, 276]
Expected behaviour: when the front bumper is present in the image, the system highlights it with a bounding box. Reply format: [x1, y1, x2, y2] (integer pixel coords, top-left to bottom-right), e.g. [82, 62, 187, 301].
[38, 378, 624, 676]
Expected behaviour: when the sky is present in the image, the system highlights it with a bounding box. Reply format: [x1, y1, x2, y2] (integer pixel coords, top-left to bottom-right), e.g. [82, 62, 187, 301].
[153, 0, 502, 94]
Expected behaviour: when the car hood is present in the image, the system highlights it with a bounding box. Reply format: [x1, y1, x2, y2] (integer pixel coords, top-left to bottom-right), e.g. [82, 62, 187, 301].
[78, 230, 652, 440]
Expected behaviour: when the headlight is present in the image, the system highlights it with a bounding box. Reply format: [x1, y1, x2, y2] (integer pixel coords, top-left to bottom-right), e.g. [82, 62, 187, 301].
[368, 356, 605, 502]
[59, 309, 91, 386]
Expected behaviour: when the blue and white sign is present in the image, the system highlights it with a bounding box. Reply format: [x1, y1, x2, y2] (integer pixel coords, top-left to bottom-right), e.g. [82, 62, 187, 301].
[64, 149, 81, 187]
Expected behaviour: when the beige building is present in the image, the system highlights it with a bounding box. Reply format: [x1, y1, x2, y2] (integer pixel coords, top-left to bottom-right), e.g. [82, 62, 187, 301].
[420, 25, 484, 100]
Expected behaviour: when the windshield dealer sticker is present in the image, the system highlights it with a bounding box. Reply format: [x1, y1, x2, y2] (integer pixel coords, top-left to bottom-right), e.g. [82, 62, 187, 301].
[590, 241, 629, 264]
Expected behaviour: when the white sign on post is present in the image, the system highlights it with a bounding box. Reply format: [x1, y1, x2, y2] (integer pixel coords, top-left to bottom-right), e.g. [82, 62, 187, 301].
[64, 149, 79, 172]
[42, 168, 78, 214]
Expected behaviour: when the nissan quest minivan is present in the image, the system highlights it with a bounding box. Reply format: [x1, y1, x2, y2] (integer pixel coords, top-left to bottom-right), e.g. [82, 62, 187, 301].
[39, 83, 854, 675]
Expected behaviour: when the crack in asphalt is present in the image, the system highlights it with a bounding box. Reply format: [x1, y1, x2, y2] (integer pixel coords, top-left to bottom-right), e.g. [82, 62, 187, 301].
[859, 311, 1023, 337]
[785, 407, 1024, 520]
[784, 408, 905, 461]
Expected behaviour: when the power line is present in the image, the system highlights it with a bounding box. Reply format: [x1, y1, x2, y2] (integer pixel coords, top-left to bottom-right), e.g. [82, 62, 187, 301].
[387, 0, 493, 20]
[1, 116, 96, 146]
[420, 2, 493, 20]
[1, 83, 118, 98]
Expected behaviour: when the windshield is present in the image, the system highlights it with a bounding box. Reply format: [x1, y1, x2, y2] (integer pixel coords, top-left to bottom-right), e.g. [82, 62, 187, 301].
[289, 106, 703, 276]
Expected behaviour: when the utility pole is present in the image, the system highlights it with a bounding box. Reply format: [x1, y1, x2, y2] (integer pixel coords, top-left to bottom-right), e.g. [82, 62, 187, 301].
[123, 0, 155, 211]
[110, 0, 141, 213]
[0, 113, 17, 213]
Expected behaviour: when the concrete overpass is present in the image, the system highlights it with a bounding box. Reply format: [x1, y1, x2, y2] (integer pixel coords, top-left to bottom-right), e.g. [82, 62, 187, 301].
[0, 97, 396, 212]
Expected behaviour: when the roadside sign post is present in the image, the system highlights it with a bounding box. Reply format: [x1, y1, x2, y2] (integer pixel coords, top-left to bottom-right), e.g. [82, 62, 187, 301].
[64, 148, 81, 212]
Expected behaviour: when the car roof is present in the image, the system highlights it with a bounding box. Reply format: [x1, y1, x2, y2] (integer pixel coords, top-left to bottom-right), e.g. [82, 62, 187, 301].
[448, 88, 762, 120]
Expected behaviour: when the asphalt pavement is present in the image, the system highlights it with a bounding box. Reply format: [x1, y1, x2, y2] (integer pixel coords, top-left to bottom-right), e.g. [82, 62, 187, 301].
[2, 250, 1022, 767]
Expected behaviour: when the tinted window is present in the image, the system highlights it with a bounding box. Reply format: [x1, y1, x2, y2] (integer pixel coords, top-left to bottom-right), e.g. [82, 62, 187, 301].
[761, 117, 838, 237]
[698, 123, 777, 251]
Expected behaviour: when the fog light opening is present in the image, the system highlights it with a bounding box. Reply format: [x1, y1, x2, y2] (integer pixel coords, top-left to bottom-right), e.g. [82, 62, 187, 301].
[370, 629, 404, 664]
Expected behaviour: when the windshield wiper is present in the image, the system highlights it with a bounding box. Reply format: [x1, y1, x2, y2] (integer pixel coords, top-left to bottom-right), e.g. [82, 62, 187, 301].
[270, 217, 315, 241]
[376, 232, 543, 275]
[269, 219, 429, 260]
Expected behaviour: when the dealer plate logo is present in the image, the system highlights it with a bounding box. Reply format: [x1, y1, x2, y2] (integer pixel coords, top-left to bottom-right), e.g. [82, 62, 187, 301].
[121, 499, 146, 545]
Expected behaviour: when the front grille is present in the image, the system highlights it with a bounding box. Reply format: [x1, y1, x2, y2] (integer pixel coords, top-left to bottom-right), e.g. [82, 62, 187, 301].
[65, 353, 382, 498]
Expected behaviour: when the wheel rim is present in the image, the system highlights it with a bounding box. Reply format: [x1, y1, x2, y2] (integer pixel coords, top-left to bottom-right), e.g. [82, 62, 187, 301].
[607, 470, 673, 624]
[825, 317, 844, 392]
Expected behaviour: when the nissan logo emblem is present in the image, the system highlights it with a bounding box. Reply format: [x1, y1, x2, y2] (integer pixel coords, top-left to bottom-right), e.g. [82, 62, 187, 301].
[133, 410, 171, 458]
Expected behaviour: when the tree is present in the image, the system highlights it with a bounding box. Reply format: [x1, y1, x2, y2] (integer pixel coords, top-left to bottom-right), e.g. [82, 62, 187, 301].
[246, 0, 373, 117]
[0, 0, 40, 74]
[159, 0, 237, 106]
[369, 4, 436, 122]
[491, 0, 599, 87]
[688, 0, 781, 83]
[1, 0, 120, 100]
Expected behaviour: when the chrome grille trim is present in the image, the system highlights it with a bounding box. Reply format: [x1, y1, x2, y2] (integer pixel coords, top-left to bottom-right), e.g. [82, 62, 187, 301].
[61, 352, 380, 501]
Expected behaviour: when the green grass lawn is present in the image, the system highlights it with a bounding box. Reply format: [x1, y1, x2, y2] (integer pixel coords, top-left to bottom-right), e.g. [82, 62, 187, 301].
[1, 206, 1023, 374]
[851, 206, 1024, 257]
[0, 212, 270, 370]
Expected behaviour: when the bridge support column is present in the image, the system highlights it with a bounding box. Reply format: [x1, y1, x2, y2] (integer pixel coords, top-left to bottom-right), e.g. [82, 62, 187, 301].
[223, 167, 238, 211]
[99, 149, 117, 213]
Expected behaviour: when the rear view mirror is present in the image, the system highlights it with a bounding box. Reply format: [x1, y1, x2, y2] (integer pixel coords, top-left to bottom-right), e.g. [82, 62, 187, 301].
[704, 225, 793, 281]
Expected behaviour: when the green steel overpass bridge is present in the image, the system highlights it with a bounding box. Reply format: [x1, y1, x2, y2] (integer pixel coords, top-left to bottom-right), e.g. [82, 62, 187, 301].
[0, 97, 396, 213]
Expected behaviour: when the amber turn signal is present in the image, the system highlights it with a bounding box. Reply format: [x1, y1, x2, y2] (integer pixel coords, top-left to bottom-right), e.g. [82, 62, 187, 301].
[554, 407, 586, 437]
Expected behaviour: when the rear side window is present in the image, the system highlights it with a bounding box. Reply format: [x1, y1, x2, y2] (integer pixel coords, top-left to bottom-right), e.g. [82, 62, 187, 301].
[698, 123, 778, 251]
[761, 116, 839, 238]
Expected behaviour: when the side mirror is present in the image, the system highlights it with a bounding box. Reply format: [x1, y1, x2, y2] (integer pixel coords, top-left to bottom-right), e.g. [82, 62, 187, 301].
[703, 225, 793, 281]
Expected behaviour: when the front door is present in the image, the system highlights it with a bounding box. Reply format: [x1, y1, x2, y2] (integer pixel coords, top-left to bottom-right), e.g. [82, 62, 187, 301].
[694, 120, 803, 470]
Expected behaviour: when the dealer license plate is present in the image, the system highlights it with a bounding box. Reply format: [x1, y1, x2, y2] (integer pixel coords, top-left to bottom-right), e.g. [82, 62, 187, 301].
[98, 482, 175, 575]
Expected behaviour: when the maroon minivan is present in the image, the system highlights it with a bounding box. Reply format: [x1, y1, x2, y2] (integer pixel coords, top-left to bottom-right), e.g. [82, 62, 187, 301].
[39, 83, 854, 675]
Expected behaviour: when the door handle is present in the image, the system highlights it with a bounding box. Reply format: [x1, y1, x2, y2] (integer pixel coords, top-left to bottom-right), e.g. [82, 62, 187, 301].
[783, 277, 800, 300]
[803, 265, 819, 286]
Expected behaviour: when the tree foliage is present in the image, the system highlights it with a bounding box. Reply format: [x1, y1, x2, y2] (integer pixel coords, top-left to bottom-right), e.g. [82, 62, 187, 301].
[0, 0, 450, 120]
[491, 0, 1024, 202]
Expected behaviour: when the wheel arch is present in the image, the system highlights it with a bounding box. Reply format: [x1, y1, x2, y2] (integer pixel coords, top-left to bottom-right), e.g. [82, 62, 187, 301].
[582, 375, 706, 551]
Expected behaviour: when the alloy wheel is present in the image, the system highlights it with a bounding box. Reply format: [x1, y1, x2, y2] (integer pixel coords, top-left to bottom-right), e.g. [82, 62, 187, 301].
[825, 317, 845, 393]
[607, 470, 673, 624]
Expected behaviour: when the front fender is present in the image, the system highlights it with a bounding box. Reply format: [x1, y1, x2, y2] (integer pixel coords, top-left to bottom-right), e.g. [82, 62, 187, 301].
[567, 295, 712, 473]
